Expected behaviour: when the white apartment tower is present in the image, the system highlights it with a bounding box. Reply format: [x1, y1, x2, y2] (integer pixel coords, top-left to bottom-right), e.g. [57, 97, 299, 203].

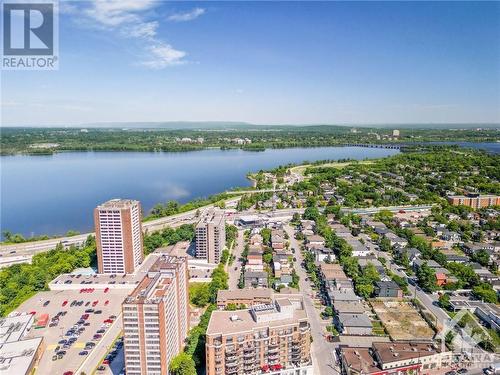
[122, 255, 189, 375]
[95, 199, 143, 274]
[195, 211, 226, 264]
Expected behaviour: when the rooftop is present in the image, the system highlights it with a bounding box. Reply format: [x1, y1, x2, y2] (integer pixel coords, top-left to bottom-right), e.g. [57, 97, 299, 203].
[0, 337, 43, 375]
[206, 298, 308, 336]
[338, 313, 372, 328]
[217, 288, 272, 302]
[373, 341, 445, 364]
[0, 315, 34, 345]
[97, 198, 139, 209]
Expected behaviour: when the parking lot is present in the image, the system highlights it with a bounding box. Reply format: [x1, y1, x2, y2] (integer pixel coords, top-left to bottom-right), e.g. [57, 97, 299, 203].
[16, 288, 129, 374]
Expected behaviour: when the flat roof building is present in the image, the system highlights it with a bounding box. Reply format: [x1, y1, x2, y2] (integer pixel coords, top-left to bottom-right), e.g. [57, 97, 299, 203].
[206, 297, 313, 375]
[216, 289, 273, 310]
[0, 337, 44, 375]
[95, 199, 144, 274]
[0, 314, 34, 344]
[122, 255, 189, 375]
[340, 342, 452, 375]
[447, 193, 500, 209]
[196, 211, 226, 264]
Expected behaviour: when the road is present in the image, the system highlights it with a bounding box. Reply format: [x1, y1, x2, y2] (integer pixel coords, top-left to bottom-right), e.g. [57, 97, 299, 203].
[285, 225, 340, 375]
[342, 204, 434, 215]
[227, 230, 244, 290]
[75, 314, 123, 375]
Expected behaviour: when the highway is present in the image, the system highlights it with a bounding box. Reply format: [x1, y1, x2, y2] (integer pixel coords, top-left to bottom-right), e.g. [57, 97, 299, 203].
[0, 197, 241, 257]
[0, 202, 432, 266]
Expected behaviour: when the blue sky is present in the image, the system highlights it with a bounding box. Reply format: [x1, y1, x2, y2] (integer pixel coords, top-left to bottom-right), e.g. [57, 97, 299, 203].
[2, 1, 499, 126]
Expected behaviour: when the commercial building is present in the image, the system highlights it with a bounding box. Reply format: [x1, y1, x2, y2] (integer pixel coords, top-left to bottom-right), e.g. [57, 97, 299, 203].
[0, 314, 43, 375]
[447, 193, 500, 209]
[196, 211, 226, 264]
[206, 297, 313, 375]
[0, 314, 35, 344]
[95, 199, 144, 274]
[340, 342, 452, 375]
[122, 255, 189, 375]
[0, 337, 44, 375]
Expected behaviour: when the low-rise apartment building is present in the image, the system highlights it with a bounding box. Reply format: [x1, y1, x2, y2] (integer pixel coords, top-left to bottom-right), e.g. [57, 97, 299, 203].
[206, 298, 313, 375]
[216, 289, 273, 310]
[447, 193, 500, 209]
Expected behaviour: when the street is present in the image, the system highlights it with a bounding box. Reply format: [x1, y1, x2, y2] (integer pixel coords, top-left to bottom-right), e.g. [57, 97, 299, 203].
[285, 224, 340, 375]
[227, 229, 244, 290]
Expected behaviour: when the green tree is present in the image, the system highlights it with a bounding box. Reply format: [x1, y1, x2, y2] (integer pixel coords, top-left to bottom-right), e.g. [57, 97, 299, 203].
[260, 228, 272, 246]
[472, 249, 490, 267]
[379, 237, 392, 252]
[438, 293, 451, 310]
[416, 262, 437, 292]
[169, 352, 196, 375]
[303, 206, 320, 221]
[472, 283, 498, 303]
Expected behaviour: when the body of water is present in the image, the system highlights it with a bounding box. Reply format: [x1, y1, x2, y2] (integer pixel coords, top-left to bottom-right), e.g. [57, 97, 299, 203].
[1, 146, 399, 237]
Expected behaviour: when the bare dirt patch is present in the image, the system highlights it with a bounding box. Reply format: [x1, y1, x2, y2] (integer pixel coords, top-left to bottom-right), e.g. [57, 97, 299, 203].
[370, 300, 434, 341]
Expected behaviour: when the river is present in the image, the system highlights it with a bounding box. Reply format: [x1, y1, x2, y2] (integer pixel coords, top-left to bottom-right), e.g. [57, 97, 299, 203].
[1, 146, 400, 237]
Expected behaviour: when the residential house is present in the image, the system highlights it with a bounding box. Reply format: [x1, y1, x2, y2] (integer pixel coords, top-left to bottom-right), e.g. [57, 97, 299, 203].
[374, 281, 403, 299]
[312, 246, 336, 263]
[384, 232, 408, 248]
[271, 229, 285, 250]
[441, 230, 461, 243]
[336, 313, 372, 335]
[307, 234, 325, 248]
[333, 301, 365, 315]
[244, 271, 268, 288]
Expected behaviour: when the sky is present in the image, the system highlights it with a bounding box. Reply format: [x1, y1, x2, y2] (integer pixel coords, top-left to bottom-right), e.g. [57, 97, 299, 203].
[1, 1, 500, 126]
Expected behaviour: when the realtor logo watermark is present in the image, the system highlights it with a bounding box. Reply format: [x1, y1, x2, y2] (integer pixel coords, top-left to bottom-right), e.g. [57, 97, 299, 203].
[2, 0, 59, 70]
[436, 310, 499, 370]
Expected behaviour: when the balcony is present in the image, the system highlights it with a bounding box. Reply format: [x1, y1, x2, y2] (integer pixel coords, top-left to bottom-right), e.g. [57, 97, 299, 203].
[212, 340, 222, 348]
[268, 346, 279, 354]
[225, 361, 239, 368]
[268, 351, 279, 359]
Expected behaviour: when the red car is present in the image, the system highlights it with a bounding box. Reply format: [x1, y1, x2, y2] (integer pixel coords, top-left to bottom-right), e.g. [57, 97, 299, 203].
[104, 300, 109, 306]
[104, 287, 109, 293]
[103, 319, 113, 324]
[81, 314, 90, 320]
[62, 300, 68, 307]
[92, 300, 98, 307]
[63, 372, 74, 375]
[102, 359, 109, 365]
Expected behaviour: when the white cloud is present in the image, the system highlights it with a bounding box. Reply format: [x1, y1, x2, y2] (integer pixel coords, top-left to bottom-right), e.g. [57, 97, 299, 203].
[122, 21, 159, 38]
[84, 0, 156, 27]
[141, 43, 187, 69]
[70, 0, 187, 68]
[168, 8, 205, 22]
